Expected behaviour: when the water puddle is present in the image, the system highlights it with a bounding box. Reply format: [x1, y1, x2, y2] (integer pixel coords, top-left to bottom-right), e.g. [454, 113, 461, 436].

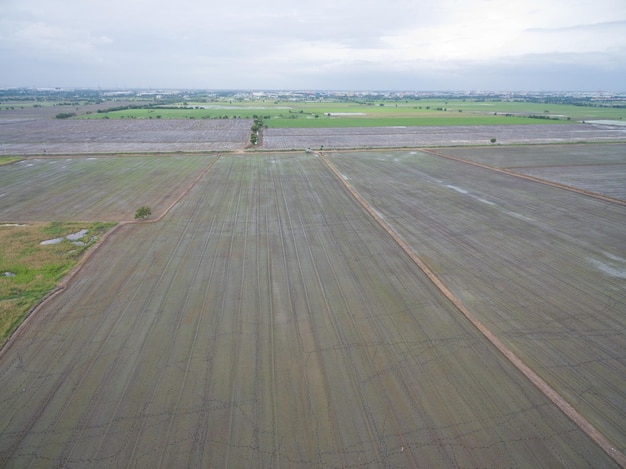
[41, 229, 88, 245]
[588, 253, 626, 279]
[445, 184, 469, 194]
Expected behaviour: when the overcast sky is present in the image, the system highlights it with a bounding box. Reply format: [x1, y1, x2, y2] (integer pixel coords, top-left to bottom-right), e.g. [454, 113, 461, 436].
[1, 0, 625, 91]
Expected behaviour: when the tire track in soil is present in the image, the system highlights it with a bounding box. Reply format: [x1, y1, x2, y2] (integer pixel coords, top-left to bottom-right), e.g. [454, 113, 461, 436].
[309, 156, 480, 465]
[0, 177, 212, 466]
[124, 158, 238, 467]
[324, 150, 626, 460]
[184, 158, 241, 467]
[0, 155, 220, 359]
[258, 159, 279, 468]
[154, 183, 224, 468]
[312, 188, 442, 465]
[317, 151, 626, 468]
[223, 161, 250, 468]
[275, 158, 347, 467]
[272, 160, 323, 466]
[46, 227, 204, 468]
[25, 155, 222, 466]
[264, 165, 279, 467]
[298, 211, 388, 465]
[290, 160, 388, 466]
[0, 168, 217, 467]
[96, 185, 220, 466]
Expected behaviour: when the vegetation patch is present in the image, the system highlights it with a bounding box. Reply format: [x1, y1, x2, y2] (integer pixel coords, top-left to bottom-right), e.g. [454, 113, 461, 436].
[75, 97, 625, 128]
[0, 157, 21, 166]
[0, 221, 115, 345]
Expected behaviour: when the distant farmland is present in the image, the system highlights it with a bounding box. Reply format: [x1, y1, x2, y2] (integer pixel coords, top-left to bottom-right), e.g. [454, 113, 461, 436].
[260, 123, 626, 150]
[0, 118, 252, 155]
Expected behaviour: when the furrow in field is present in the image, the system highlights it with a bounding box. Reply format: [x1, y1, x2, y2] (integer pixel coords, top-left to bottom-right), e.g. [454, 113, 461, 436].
[295, 192, 385, 465]
[436, 144, 626, 202]
[273, 156, 345, 466]
[89, 196, 221, 465]
[422, 148, 626, 206]
[223, 160, 251, 467]
[123, 159, 243, 467]
[265, 167, 280, 468]
[153, 198, 221, 468]
[0, 157, 224, 466]
[0, 156, 214, 221]
[0, 222, 173, 465]
[327, 150, 626, 460]
[0, 153, 622, 467]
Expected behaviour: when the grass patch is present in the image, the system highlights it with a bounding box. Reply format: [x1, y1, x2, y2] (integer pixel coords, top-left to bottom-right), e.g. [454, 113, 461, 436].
[0, 221, 115, 345]
[0, 157, 21, 166]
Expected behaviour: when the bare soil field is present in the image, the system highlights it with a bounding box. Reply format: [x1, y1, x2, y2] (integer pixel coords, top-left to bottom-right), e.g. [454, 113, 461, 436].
[0, 100, 138, 120]
[0, 155, 216, 221]
[0, 153, 619, 467]
[260, 123, 626, 150]
[328, 150, 626, 457]
[438, 144, 626, 200]
[0, 118, 252, 155]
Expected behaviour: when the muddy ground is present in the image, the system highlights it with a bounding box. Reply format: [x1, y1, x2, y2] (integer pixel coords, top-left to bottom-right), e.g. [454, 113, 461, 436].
[0, 152, 623, 467]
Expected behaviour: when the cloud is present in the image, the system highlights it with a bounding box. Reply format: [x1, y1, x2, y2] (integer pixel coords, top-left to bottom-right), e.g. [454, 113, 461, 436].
[1, 0, 625, 90]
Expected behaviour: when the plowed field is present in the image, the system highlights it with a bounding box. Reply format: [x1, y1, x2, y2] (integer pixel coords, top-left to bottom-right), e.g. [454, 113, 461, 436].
[328, 149, 626, 457]
[0, 119, 252, 155]
[439, 143, 626, 200]
[260, 123, 626, 150]
[0, 153, 621, 467]
[0, 155, 216, 221]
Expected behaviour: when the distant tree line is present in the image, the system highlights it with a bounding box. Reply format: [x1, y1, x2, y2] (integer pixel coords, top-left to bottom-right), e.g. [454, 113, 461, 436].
[55, 112, 76, 119]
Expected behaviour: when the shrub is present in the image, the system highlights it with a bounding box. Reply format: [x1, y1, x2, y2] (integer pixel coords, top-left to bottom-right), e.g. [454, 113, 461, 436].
[134, 206, 152, 220]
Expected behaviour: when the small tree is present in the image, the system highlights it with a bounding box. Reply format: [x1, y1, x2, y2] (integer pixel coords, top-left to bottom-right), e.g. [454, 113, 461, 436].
[490, 137, 497, 144]
[134, 206, 152, 219]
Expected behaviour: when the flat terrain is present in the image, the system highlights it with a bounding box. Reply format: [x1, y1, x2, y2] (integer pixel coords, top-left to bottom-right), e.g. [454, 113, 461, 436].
[328, 148, 626, 454]
[0, 153, 619, 467]
[2, 118, 626, 156]
[0, 155, 216, 221]
[1, 108, 625, 467]
[260, 123, 626, 150]
[440, 144, 626, 200]
[0, 119, 252, 155]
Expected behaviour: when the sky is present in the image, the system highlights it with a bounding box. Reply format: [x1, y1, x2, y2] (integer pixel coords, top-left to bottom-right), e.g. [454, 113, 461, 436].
[1, 0, 625, 91]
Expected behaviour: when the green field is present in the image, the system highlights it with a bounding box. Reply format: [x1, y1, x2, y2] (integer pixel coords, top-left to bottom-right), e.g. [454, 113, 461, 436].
[0, 221, 115, 343]
[77, 98, 625, 128]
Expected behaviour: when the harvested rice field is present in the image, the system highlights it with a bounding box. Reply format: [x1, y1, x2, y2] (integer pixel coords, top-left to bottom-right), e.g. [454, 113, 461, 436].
[260, 123, 626, 150]
[0, 148, 624, 467]
[0, 118, 252, 155]
[0, 155, 217, 221]
[439, 143, 626, 200]
[327, 148, 626, 459]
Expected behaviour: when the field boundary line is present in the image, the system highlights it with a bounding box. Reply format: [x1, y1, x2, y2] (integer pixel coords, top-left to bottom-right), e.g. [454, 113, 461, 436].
[420, 148, 626, 206]
[0, 155, 221, 357]
[316, 151, 626, 467]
